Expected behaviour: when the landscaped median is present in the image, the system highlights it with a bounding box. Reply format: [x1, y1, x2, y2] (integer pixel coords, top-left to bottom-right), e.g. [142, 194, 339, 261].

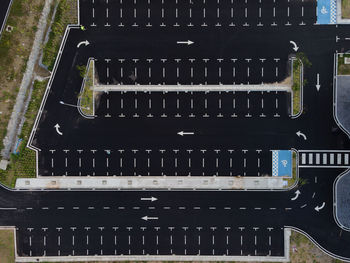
[291, 53, 311, 117]
[78, 59, 95, 118]
[342, 0, 350, 19]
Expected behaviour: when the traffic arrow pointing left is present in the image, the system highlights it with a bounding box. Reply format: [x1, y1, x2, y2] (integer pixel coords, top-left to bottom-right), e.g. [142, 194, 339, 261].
[296, 131, 307, 140]
[314, 202, 325, 212]
[142, 216, 159, 221]
[54, 124, 63, 136]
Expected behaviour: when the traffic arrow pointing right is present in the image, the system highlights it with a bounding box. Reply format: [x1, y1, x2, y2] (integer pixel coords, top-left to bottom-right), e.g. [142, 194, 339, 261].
[140, 197, 158, 202]
[77, 40, 90, 48]
[176, 40, 194, 45]
[291, 190, 301, 201]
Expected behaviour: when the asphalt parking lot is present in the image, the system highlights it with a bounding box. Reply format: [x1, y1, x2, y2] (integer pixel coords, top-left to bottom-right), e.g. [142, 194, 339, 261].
[96, 91, 289, 119]
[40, 148, 272, 176]
[17, 225, 284, 257]
[95, 57, 287, 85]
[12, 0, 350, 260]
[0, 0, 12, 37]
[80, 0, 316, 28]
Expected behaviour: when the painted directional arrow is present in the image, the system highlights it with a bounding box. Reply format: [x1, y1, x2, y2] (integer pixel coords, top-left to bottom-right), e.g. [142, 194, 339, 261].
[177, 131, 194, 136]
[77, 40, 90, 48]
[140, 197, 158, 202]
[291, 190, 301, 201]
[142, 216, 159, 221]
[314, 202, 325, 212]
[289, 40, 299, 52]
[176, 40, 194, 45]
[316, 73, 321, 91]
[296, 131, 307, 140]
[54, 124, 63, 136]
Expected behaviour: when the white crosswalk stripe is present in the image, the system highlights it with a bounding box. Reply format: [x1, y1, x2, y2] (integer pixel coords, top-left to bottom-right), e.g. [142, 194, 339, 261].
[299, 150, 350, 168]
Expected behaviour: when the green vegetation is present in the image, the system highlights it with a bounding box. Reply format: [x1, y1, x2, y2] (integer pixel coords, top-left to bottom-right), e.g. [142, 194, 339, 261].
[342, 0, 350, 19]
[0, 230, 15, 263]
[78, 61, 95, 116]
[338, 53, 350, 75]
[291, 53, 311, 116]
[292, 59, 302, 116]
[42, 0, 78, 70]
[0, 81, 47, 187]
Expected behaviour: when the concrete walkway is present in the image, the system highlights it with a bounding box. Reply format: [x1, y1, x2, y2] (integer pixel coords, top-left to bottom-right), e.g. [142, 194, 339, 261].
[94, 84, 292, 92]
[15, 176, 287, 190]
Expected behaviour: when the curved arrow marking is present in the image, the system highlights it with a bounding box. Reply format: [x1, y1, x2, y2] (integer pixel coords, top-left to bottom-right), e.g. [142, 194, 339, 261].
[54, 124, 63, 136]
[314, 202, 325, 212]
[296, 131, 307, 140]
[77, 40, 90, 48]
[291, 190, 301, 201]
[289, 40, 299, 52]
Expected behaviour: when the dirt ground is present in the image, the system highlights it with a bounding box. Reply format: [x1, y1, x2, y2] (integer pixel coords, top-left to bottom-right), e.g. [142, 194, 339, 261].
[0, 0, 46, 152]
[0, 229, 15, 263]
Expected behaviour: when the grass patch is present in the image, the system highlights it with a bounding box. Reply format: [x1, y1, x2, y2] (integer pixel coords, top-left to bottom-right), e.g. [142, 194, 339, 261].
[338, 53, 350, 75]
[42, 0, 78, 70]
[0, 230, 15, 263]
[79, 60, 95, 116]
[0, 80, 47, 187]
[342, 0, 350, 18]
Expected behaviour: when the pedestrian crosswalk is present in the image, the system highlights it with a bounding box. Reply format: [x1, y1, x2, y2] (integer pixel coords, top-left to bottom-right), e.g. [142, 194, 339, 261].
[299, 150, 350, 168]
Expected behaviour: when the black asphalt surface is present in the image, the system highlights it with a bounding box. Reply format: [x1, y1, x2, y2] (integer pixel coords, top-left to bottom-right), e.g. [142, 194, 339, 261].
[0, 0, 12, 37]
[4, 0, 350, 260]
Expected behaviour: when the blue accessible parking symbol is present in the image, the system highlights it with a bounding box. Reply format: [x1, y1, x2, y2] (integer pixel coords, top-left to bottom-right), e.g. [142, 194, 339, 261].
[317, 0, 337, 24]
[272, 150, 292, 177]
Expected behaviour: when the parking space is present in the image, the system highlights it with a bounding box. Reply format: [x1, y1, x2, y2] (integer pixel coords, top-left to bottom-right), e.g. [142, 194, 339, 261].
[95, 91, 290, 119]
[17, 226, 284, 257]
[95, 58, 287, 85]
[39, 148, 272, 177]
[80, 0, 316, 28]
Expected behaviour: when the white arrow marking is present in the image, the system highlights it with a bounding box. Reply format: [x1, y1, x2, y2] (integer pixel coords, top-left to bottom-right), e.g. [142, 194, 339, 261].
[176, 40, 194, 45]
[142, 216, 159, 221]
[289, 40, 299, 52]
[177, 131, 195, 136]
[296, 131, 307, 140]
[316, 73, 320, 91]
[77, 40, 90, 48]
[54, 124, 63, 136]
[314, 202, 325, 212]
[140, 197, 157, 202]
[291, 190, 301, 201]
